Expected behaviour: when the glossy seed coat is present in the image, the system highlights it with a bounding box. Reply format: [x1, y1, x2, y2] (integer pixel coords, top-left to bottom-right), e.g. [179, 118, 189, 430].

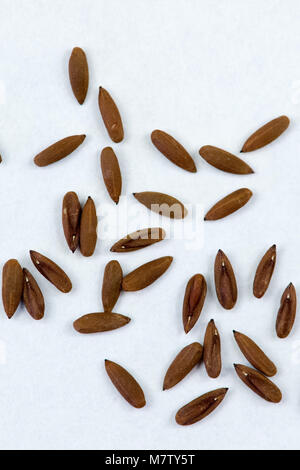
[151, 130, 197, 172]
[133, 192, 187, 219]
[253, 245, 276, 298]
[233, 331, 277, 377]
[2, 259, 23, 318]
[105, 360, 146, 408]
[163, 343, 203, 390]
[241, 116, 290, 152]
[73, 312, 130, 334]
[98, 87, 124, 143]
[102, 260, 123, 312]
[199, 146, 254, 174]
[182, 274, 207, 333]
[62, 191, 81, 252]
[111, 227, 166, 253]
[234, 364, 282, 402]
[203, 320, 221, 378]
[100, 147, 122, 204]
[23, 268, 45, 320]
[34, 135, 86, 167]
[80, 196, 97, 257]
[175, 388, 228, 425]
[276, 283, 297, 338]
[205, 188, 252, 221]
[68, 47, 89, 104]
[122, 256, 173, 291]
[30, 251, 72, 293]
[214, 250, 237, 309]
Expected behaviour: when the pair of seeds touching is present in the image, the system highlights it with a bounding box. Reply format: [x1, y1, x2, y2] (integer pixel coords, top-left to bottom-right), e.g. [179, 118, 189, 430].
[151, 130, 197, 173]
[176, 388, 228, 425]
[234, 364, 282, 403]
[62, 193, 97, 256]
[2, 259, 45, 320]
[133, 192, 187, 219]
[105, 360, 146, 409]
[214, 250, 237, 309]
[233, 331, 277, 377]
[100, 147, 122, 204]
[111, 227, 166, 253]
[182, 274, 207, 333]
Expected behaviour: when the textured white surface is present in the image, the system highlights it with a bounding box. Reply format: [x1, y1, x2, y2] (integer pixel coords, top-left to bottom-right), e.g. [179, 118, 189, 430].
[0, 0, 299, 450]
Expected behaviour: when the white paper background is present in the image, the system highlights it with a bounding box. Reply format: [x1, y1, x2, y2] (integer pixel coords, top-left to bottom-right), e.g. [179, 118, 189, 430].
[0, 0, 299, 450]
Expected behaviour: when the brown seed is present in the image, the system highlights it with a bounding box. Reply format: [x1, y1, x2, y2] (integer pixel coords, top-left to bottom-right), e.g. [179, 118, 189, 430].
[80, 196, 97, 257]
[233, 331, 277, 377]
[68, 47, 89, 105]
[205, 188, 252, 221]
[122, 256, 173, 292]
[111, 227, 166, 253]
[253, 245, 276, 298]
[151, 130, 197, 173]
[105, 360, 146, 408]
[175, 388, 228, 425]
[73, 312, 130, 334]
[203, 319, 221, 378]
[234, 364, 282, 403]
[241, 115, 290, 152]
[102, 260, 123, 312]
[23, 268, 45, 320]
[182, 274, 207, 333]
[199, 145, 254, 174]
[276, 283, 297, 338]
[30, 250, 72, 293]
[163, 343, 203, 391]
[62, 191, 81, 253]
[100, 147, 122, 204]
[2, 259, 23, 318]
[133, 192, 187, 219]
[214, 250, 237, 310]
[98, 87, 124, 143]
[34, 135, 86, 167]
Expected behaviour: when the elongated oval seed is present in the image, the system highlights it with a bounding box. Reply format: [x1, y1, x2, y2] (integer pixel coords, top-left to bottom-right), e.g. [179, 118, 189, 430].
[100, 147, 122, 204]
[80, 196, 97, 257]
[34, 135, 86, 167]
[23, 268, 45, 320]
[214, 250, 237, 309]
[199, 146, 254, 174]
[203, 319, 221, 378]
[241, 116, 290, 152]
[30, 250, 72, 293]
[2, 259, 23, 318]
[175, 388, 228, 425]
[151, 130, 197, 172]
[205, 188, 252, 221]
[253, 245, 276, 298]
[110, 227, 166, 253]
[182, 274, 207, 333]
[105, 360, 146, 408]
[68, 47, 89, 104]
[234, 364, 282, 403]
[233, 331, 277, 377]
[62, 191, 81, 253]
[73, 312, 131, 334]
[133, 192, 187, 219]
[122, 256, 173, 291]
[102, 260, 123, 312]
[98, 87, 124, 143]
[276, 283, 297, 338]
[163, 343, 203, 390]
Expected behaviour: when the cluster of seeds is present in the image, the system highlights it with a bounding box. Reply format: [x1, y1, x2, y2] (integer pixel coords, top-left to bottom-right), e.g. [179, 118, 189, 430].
[0, 47, 293, 426]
